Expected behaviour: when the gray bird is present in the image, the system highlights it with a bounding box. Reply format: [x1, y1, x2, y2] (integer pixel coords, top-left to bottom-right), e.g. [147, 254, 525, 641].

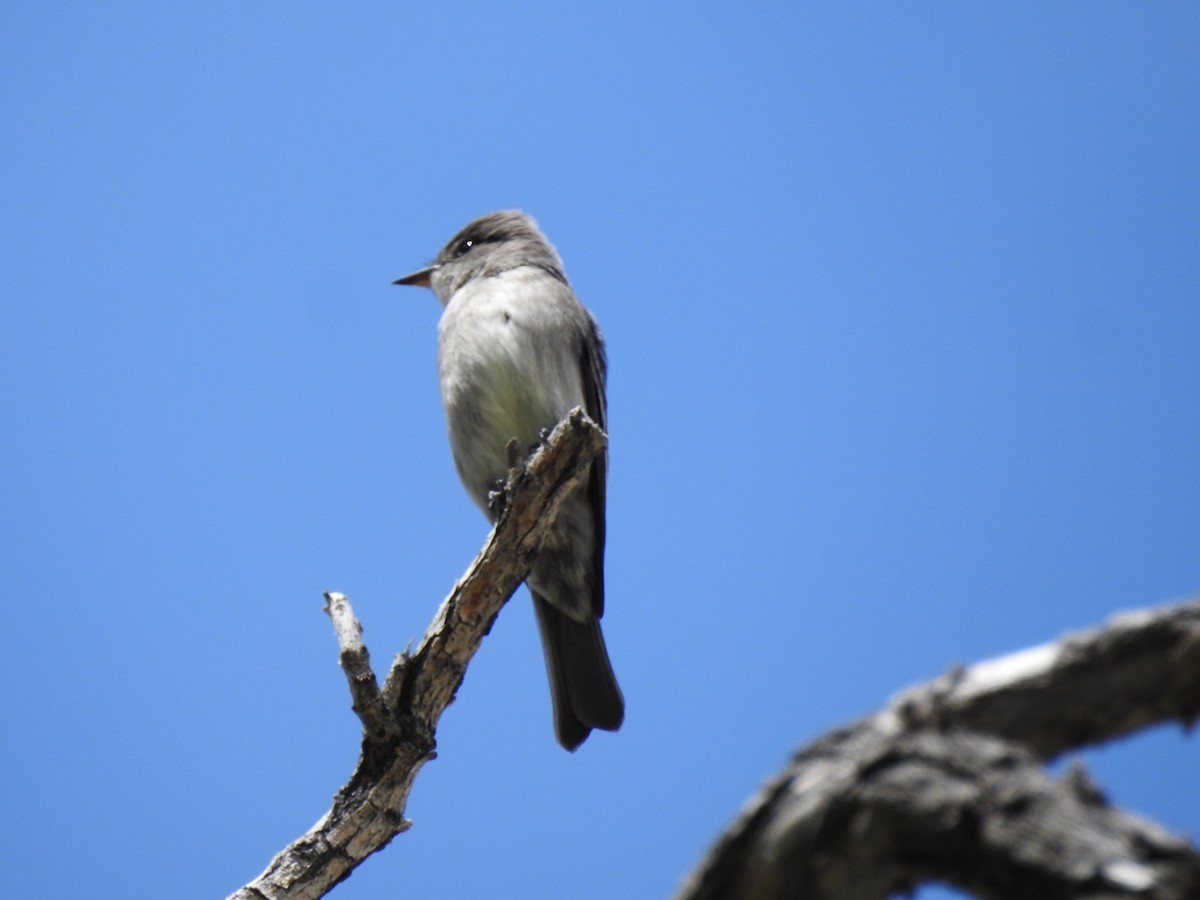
[394, 210, 624, 751]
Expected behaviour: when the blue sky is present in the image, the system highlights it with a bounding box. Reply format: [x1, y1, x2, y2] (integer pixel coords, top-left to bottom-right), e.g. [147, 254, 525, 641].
[3, 4, 1198, 898]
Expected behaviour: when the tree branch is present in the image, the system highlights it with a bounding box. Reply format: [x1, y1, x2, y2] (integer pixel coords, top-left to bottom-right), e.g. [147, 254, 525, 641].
[676, 596, 1200, 900]
[229, 408, 607, 900]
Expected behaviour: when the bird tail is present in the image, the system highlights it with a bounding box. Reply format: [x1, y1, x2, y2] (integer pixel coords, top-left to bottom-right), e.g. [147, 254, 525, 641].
[532, 592, 624, 751]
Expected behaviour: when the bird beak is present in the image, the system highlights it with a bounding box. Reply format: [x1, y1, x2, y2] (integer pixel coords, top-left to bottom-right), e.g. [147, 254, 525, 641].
[393, 265, 437, 288]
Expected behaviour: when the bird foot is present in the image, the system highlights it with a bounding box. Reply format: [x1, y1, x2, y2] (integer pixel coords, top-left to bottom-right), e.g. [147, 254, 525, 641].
[505, 437, 522, 470]
[487, 481, 508, 518]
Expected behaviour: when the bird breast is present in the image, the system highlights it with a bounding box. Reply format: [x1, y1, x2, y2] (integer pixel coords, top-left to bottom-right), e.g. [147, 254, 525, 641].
[437, 269, 585, 511]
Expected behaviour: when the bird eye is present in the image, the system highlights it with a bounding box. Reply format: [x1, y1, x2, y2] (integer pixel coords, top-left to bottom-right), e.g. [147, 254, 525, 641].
[454, 238, 474, 257]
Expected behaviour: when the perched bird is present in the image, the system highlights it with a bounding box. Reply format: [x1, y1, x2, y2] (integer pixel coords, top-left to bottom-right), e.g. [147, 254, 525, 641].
[394, 210, 623, 750]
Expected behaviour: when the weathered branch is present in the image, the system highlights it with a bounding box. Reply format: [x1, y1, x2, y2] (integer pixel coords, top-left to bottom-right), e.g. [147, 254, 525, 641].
[677, 597, 1200, 900]
[229, 408, 606, 900]
[895, 601, 1200, 760]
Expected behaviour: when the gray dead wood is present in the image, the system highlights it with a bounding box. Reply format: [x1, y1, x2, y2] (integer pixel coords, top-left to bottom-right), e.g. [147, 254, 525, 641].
[229, 408, 606, 900]
[676, 598, 1200, 900]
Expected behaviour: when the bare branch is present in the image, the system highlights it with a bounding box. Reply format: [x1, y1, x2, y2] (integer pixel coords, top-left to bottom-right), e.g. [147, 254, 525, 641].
[895, 599, 1200, 760]
[677, 596, 1200, 900]
[229, 408, 606, 900]
[323, 592, 396, 743]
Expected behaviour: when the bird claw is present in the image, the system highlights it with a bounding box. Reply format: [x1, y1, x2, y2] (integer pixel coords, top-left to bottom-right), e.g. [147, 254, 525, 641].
[487, 482, 508, 518]
[505, 437, 521, 470]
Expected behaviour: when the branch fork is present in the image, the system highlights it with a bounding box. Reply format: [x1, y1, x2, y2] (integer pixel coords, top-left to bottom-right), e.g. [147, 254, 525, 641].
[230, 408, 606, 900]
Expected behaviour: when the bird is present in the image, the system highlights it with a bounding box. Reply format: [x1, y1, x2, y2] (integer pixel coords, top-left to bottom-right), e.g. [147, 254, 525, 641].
[394, 210, 624, 751]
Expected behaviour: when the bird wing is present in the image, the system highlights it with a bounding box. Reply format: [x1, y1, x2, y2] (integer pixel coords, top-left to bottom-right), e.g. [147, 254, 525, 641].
[580, 311, 608, 618]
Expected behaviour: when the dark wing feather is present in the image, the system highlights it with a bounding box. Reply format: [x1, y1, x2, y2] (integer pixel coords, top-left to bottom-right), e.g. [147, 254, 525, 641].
[580, 312, 608, 618]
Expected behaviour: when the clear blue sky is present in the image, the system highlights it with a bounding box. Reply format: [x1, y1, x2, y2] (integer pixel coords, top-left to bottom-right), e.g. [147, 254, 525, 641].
[3, 4, 1198, 898]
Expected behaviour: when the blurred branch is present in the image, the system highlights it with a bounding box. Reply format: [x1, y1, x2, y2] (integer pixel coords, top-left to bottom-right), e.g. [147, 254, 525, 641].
[228, 408, 606, 900]
[676, 596, 1200, 900]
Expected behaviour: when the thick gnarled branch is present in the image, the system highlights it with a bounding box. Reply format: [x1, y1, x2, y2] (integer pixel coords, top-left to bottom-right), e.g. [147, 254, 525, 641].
[229, 408, 606, 900]
[677, 597, 1200, 900]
